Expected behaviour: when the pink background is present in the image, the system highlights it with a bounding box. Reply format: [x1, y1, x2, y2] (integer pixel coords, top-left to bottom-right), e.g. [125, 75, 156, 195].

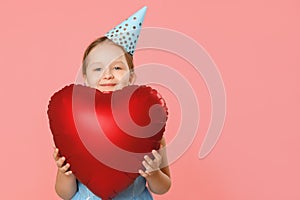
[1, 0, 299, 199]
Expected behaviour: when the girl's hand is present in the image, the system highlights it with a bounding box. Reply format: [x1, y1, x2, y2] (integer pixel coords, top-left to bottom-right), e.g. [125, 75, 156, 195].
[139, 149, 162, 178]
[53, 146, 73, 176]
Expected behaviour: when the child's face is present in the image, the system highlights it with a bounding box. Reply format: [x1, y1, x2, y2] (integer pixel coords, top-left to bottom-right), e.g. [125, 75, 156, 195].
[84, 41, 134, 92]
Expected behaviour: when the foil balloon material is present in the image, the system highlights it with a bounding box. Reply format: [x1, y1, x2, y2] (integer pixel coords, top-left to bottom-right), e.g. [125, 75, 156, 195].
[47, 84, 168, 199]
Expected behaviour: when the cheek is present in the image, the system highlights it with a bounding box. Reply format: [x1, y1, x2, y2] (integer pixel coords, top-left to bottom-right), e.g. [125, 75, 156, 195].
[86, 72, 101, 85]
[118, 71, 130, 79]
[119, 75, 130, 85]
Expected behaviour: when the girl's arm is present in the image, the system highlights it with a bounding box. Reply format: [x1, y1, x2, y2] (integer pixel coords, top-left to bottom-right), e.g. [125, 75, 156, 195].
[139, 137, 171, 194]
[53, 147, 78, 200]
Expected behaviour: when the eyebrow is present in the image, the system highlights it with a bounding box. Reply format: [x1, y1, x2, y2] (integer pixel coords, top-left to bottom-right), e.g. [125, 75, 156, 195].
[88, 62, 104, 67]
[113, 60, 125, 65]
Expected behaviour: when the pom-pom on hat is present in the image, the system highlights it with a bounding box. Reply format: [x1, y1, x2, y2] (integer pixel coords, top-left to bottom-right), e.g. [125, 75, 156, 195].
[105, 6, 147, 55]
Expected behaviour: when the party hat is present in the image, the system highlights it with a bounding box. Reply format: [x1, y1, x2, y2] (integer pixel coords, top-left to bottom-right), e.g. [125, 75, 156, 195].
[105, 6, 147, 55]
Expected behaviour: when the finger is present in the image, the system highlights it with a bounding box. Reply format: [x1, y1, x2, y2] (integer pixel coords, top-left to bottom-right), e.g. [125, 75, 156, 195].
[152, 150, 162, 161]
[142, 160, 153, 172]
[65, 171, 73, 176]
[61, 163, 70, 173]
[138, 169, 149, 178]
[56, 156, 66, 168]
[53, 148, 59, 160]
[144, 155, 153, 165]
[59, 164, 68, 173]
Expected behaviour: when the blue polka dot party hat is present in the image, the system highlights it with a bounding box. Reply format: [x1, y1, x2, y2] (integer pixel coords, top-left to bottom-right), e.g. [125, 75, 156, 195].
[105, 6, 147, 55]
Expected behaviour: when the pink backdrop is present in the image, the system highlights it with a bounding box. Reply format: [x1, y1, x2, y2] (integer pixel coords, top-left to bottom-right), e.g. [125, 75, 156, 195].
[1, 0, 299, 199]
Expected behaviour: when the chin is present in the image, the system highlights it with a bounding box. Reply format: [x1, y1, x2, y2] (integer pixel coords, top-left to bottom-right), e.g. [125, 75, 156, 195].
[97, 87, 115, 92]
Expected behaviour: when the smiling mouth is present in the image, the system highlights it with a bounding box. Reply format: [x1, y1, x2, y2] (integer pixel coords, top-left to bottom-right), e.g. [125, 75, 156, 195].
[99, 83, 117, 87]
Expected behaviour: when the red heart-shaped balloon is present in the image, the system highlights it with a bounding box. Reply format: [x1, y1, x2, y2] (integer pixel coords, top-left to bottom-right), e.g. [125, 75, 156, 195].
[47, 84, 168, 199]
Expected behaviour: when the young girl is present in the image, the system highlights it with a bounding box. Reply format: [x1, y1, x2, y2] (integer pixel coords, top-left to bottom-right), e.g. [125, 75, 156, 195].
[52, 36, 171, 199]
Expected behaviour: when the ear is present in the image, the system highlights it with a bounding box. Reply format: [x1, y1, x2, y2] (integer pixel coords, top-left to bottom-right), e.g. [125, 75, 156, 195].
[129, 72, 136, 85]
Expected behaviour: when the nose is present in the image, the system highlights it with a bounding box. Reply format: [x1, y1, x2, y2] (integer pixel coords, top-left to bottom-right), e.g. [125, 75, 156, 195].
[102, 68, 114, 79]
